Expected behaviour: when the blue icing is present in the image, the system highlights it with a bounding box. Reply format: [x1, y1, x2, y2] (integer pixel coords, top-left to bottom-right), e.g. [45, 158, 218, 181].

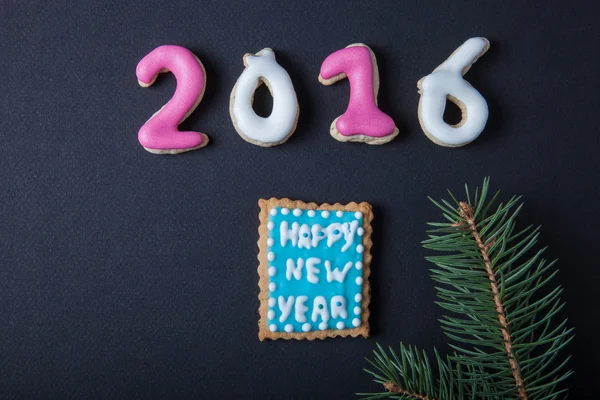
[267, 207, 364, 333]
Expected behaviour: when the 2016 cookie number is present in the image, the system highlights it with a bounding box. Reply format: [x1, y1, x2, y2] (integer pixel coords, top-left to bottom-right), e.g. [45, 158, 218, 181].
[136, 45, 209, 154]
[136, 39, 489, 153]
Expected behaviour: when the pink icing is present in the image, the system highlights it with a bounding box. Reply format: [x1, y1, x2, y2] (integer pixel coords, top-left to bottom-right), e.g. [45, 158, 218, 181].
[136, 45, 206, 151]
[320, 46, 396, 138]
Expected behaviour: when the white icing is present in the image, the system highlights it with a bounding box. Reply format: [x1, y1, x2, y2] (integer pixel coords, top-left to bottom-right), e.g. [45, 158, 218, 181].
[356, 276, 363, 285]
[341, 220, 359, 252]
[352, 318, 361, 327]
[419, 37, 489, 146]
[310, 224, 326, 247]
[336, 211, 343, 218]
[324, 260, 353, 283]
[286, 258, 304, 281]
[357, 227, 364, 236]
[280, 221, 299, 247]
[354, 212, 362, 219]
[353, 306, 361, 315]
[297, 224, 312, 249]
[278, 295, 294, 322]
[268, 297, 276, 307]
[284, 324, 294, 333]
[319, 321, 328, 330]
[321, 210, 330, 218]
[302, 323, 312, 332]
[306, 257, 321, 284]
[269, 324, 277, 332]
[231, 48, 299, 145]
[268, 221, 274, 230]
[355, 261, 363, 270]
[336, 321, 345, 330]
[331, 295, 348, 319]
[295, 296, 309, 323]
[312, 296, 330, 322]
[267, 252, 275, 261]
[279, 221, 358, 250]
[269, 282, 276, 292]
[307, 210, 315, 217]
[326, 223, 343, 247]
[356, 244, 364, 254]
[355, 293, 362, 302]
[281, 208, 290, 215]
[267, 238, 274, 247]
[270, 208, 277, 216]
[267, 310, 275, 320]
[293, 208, 302, 216]
[268, 266, 276, 276]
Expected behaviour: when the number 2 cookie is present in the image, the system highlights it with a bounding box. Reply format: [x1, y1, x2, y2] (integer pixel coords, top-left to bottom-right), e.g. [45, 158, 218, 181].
[257, 198, 372, 340]
[417, 37, 490, 147]
[136, 45, 209, 154]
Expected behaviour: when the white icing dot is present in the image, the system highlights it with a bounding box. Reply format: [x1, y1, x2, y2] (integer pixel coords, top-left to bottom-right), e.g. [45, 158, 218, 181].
[270, 208, 277, 216]
[356, 244, 364, 254]
[319, 321, 328, 330]
[268, 297, 276, 307]
[355, 261, 363, 270]
[268, 266, 276, 277]
[267, 238, 274, 247]
[307, 210, 315, 217]
[354, 306, 361, 315]
[269, 324, 277, 332]
[321, 210, 330, 218]
[352, 318, 361, 327]
[267, 310, 275, 320]
[269, 282, 276, 292]
[281, 208, 290, 215]
[356, 277, 363, 285]
[267, 252, 275, 261]
[284, 324, 294, 333]
[293, 208, 302, 216]
[357, 227, 364, 236]
[354, 211, 362, 219]
[355, 293, 362, 302]
[302, 323, 312, 332]
[268, 221, 274, 230]
[336, 210, 343, 218]
[336, 321, 345, 330]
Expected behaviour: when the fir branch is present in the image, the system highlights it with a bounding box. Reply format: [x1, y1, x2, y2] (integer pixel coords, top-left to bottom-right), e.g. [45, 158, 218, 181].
[457, 200, 527, 399]
[383, 382, 435, 400]
[360, 178, 573, 400]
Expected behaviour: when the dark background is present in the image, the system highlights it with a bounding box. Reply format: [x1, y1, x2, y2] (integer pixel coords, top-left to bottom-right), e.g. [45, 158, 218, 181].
[1, 0, 598, 398]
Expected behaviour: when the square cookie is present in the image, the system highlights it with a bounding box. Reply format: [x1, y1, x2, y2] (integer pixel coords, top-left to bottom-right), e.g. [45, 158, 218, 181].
[257, 198, 373, 340]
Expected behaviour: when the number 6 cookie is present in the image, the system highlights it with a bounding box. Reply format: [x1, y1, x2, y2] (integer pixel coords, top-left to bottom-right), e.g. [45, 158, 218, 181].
[230, 48, 299, 147]
[417, 37, 490, 147]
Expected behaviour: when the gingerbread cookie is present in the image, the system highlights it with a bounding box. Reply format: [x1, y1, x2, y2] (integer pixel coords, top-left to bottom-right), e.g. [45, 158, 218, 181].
[319, 43, 398, 145]
[417, 37, 490, 147]
[257, 198, 372, 340]
[230, 48, 299, 147]
[136, 45, 209, 154]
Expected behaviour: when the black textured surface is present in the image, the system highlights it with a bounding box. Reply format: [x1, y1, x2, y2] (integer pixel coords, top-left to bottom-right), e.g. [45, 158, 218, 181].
[1, 1, 598, 398]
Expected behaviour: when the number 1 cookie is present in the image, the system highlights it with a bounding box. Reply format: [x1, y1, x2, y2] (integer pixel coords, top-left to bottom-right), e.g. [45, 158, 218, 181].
[319, 44, 399, 145]
[257, 198, 372, 340]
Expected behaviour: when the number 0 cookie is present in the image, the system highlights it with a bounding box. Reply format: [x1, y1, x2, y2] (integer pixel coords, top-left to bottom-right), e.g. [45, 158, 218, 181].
[230, 48, 299, 147]
[257, 198, 372, 341]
